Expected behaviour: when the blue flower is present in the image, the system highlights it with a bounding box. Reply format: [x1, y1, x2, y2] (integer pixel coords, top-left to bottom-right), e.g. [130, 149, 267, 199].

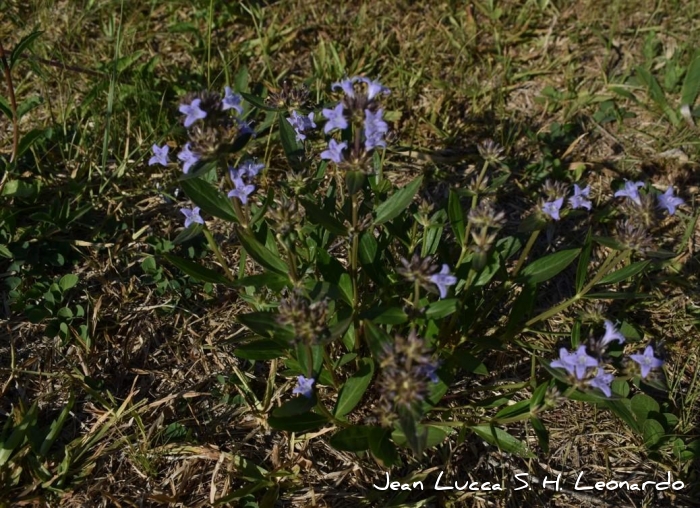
[237, 160, 265, 179]
[364, 108, 388, 151]
[420, 362, 441, 383]
[293, 375, 315, 398]
[600, 320, 625, 346]
[149, 143, 169, 166]
[321, 103, 348, 133]
[542, 197, 564, 221]
[286, 110, 316, 141]
[180, 206, 204, 228]
[177, 143, 200, 174]
[429, 264, 457, 299]
[629, 345, 663, 379]
[359, 77, 390, 100]
[614, 180, 645, 206]
[320, 139, 347, 164]
[179, 98, 207, 128]
[588, 369, 614, 397]
[551, 345, 598, 380]
[222, 86, 243, 114]
[331, 77, 357, 98]
[227, 177, 256, 204]
[657, 187, 684, 215]
[569, 184, 592, 210]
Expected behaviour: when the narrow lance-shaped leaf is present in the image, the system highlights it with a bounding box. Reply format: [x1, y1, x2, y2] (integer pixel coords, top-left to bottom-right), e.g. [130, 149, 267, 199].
[334, 358, 375, 417]
[374, 176, 423, 224]
[180, 178, 239, 223]
[518, 248, 581, 284]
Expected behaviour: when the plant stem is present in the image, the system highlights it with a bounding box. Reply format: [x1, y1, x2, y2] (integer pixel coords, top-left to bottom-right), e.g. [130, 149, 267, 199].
[512, 229, 540, 278]
[203, 228, 234, 281]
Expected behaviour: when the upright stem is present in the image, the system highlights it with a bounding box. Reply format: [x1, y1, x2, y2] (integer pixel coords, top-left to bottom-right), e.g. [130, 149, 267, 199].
[204, 228, 234, 281]
[350, 192, 360, 350]
[512, 230, 540, 278]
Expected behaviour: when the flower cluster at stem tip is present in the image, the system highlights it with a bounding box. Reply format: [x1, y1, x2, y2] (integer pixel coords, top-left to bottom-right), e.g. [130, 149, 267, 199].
[551, 319, 664, 397]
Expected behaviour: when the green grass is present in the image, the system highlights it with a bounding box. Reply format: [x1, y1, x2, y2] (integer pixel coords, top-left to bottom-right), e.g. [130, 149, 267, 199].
[1, 0, 700, 506]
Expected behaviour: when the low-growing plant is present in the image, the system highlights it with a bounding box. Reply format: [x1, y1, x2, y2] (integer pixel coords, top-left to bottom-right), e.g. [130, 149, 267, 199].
[150, 69, 695, 480]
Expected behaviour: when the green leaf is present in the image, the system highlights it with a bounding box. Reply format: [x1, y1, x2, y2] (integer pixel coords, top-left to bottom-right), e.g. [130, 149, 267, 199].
[369, 428, 400, 467]
[362, 306, 408, 325]
[173, 223, 204, 244]
[17, 96, 42, 119]
[597, 260, 651, 285]
[237, 313, 294, 342]
[16, 128, 47, 158]
[635, 65, 678, 125]
[234, 339, 286, 360]
[518, 248, 581, 284]
[575, 228, 592, 293]
[426, 298, 458, 319]
[447, 190, 465, 246]
[0, 402, 38, 466]
[345, 170, 365, 195]
[642, 419, 665, 449]
[681, 52, 700, 107]
[592, 235, 627, 250]
[334, 358, 375, 417]
[363, 320, 392, 359]
[39, 394, 74, 457]
[530, 416, 549, 454]
[10, 30, 44, 68]
[240, 91, 278, 111]
[631, 393, 660, 425]
[180, 178, 238, 223]
[494, 399, 531, 421]
[278, 114, 303, 163]
[272, 395, 316, 418]
[329, 426, 379, 452]
[374, 176, 423, 225]
[604, 398, 640, 433]
[300, 198, 347, 236]
[391, 424, 450, 449]
[236, 228, 289, 275]
[0, 95, 11, 118]
[59, 274, 79, 292]
[470, 425, 534, 458]
[268, 412, 328, 433]
[163, 253, 231, 285]
[57, 307, 73, 319]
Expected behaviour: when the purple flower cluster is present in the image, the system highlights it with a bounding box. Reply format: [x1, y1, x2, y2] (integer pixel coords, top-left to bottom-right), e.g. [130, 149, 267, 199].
[286, 110, 316, 141]
[541, 184, 591, 221]
[614, 179, 684, 215]
[320, 76, 390, 169]
[228, 160, 263, 205]
[550, 319, 664, 397]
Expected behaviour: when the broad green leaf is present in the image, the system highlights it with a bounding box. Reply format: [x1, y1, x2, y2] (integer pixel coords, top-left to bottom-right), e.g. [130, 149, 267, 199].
[642, 419, 665, 449]
[518, 248, 580, 284]
[631, 393, 660, 424]
[426, 298, 458, 319]
[173, 222, 204, 244]
[237, 228, 288, 275]
[268, 412, 327, 433]
[334, 358, 375, 417]
[592, 235, 626, 250]
[163, 253, 231, 285]
[374, 176, 423, 224]
[369, 428, 400, 467]
[494, 399, 531, 421]
[272, 396, 316, 418]
[680, 52, 700, 107]
[329, 426, 379, 452]
[362, 306, 408, 325]
[597, 260, 651, 285]
[317, 250, 353, 305]
[604, 398, 639, 433]
[59, 274, 79, 292]
[447, 189, 465, 245]
[180, 178, 238, 222]
[470, 425, 534, 458]
[234, 339, 286, 360]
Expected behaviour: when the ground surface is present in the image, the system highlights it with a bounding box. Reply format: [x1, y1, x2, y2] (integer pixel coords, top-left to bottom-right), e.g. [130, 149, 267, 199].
[1, 0, 700, 507]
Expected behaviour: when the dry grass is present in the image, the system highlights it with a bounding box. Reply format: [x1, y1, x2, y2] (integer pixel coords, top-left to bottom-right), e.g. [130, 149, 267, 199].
[1, 0, 699, 506]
